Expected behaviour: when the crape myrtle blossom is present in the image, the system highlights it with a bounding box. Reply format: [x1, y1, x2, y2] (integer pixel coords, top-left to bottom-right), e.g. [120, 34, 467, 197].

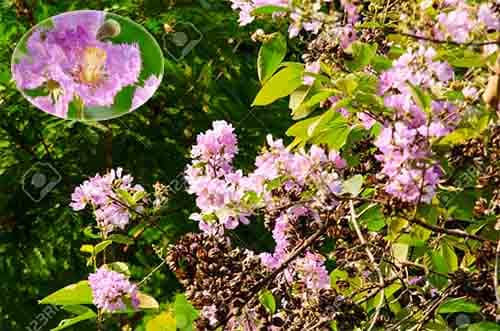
[70, 167, 146, 234]
[296, 251, 331, 290]
[230, 0, 288, 26]
[375, 47, 460, 203]
[88, 267, 139, 312]
[303, 60, 321, 85]
[431, 0, 500, 43]
[186, 121, 346, 290]
[13, 10, 142, 118]
[201, 305, 218, 327]
[185, 121, 347, 234]
[231, 0, 361, 44]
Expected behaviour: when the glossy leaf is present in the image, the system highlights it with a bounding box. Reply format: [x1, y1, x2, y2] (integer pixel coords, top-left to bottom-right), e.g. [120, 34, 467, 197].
[438, 297, 481, 314]
[258, 289, 276, 314]
[51, 310, 96, 331]
[39, 281, 93, 306]
[257, 33, 287, 83]
[252, 64, 304, 106]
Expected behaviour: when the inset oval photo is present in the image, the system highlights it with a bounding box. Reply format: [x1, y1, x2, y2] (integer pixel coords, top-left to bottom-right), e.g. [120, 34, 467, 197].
[11, 10, 164, 121]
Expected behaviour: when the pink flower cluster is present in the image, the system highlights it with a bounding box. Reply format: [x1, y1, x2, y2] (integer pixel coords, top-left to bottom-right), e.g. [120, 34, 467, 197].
[185, 121, 250, 234]
[296, 252, 331, 290]
[430, 1, 499, 44]
[376, 47, 460, 203]
[70, 168, 146, 234]
[230, 0, 288, 26]
[186, 121, 347, 289]
[231, 0, 360, 46]
[88, 267, 139, 312]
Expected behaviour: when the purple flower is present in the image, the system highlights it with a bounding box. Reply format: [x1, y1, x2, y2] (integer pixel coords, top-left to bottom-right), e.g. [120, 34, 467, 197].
[478, 4, 500, 31]
[70, 168, 146, 234]
[436, 6, 474, 43]
[88, 267, 139, 312]
[132, 75, 162, 109]
[303, 61, 321, 86]
[230, 0, 288, 26]
[201, 305, 218, 326]
[297, 252, 330, 290]
[186, 122, 343, 234]
[408, 276, 425, 286]
[357, 112, 377, 129]
[13, 11, 143, 118]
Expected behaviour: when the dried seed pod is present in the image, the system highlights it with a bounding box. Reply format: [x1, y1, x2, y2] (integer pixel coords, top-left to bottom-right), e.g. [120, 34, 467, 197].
[96, 19, 121, 40]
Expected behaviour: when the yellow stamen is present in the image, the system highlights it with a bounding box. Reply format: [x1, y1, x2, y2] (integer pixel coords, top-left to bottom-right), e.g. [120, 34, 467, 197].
[79, 47, 107, 85]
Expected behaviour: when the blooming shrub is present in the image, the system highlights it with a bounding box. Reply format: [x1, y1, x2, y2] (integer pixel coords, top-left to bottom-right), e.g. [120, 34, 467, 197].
[34, 0, 500, 331]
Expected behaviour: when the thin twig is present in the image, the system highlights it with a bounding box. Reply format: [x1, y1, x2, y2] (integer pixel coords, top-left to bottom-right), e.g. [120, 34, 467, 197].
[393, 31, 500, 47]
[403, 215, 491, 243]
[349, 201, 384, 331]
[413, 286, 458, 331]
[138, 259, 167, 287]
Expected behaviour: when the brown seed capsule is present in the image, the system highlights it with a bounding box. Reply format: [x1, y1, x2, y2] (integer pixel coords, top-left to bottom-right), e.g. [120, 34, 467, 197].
[96, 19, 121, 40]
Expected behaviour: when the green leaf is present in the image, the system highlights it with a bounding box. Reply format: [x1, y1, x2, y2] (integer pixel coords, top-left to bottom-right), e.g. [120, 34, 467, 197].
[115, 188, 136, 206]
[408, 83, 431, 112]
[311, 112, 351, 150]
[174, 294, 199, 331]
[133, 190, 147, 203]
[358, 205, 385, 231]
[447, 49, 485, 68]
[51, 310, 96, 331]
[252, 64, 304, 106]
[109, 234, 134, 245]
[467, 322, 500, 331]
[258, 33, 287, 83]
[23, 86, 49, 98]
[346, 42, 377, 70]
[83, 226, 101, 239]
[440, 242, 458, 272]
[429, 252, 449, 289]
[146, 310, 177, 331]
[39, 281, 93, 305]
[336, 76, 358, 95]
[286, 115, 320, 140]
[258, 289, 276, 314]
[437, 128, 481, 146]
[342, 175, 363, 197]
[292, 89, 336, 120]
[80, 244, 94, 254]
[61, 305, 94, 315]
[94, 240, 112, 255]
[105, 262, 131, 277]
[289, 85, 312, 111]
[437, 297, 481, 314]
[252, 5, 288, 15]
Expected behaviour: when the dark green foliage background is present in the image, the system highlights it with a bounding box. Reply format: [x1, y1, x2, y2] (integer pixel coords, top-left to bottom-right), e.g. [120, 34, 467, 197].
[0, 0, 291, 329]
